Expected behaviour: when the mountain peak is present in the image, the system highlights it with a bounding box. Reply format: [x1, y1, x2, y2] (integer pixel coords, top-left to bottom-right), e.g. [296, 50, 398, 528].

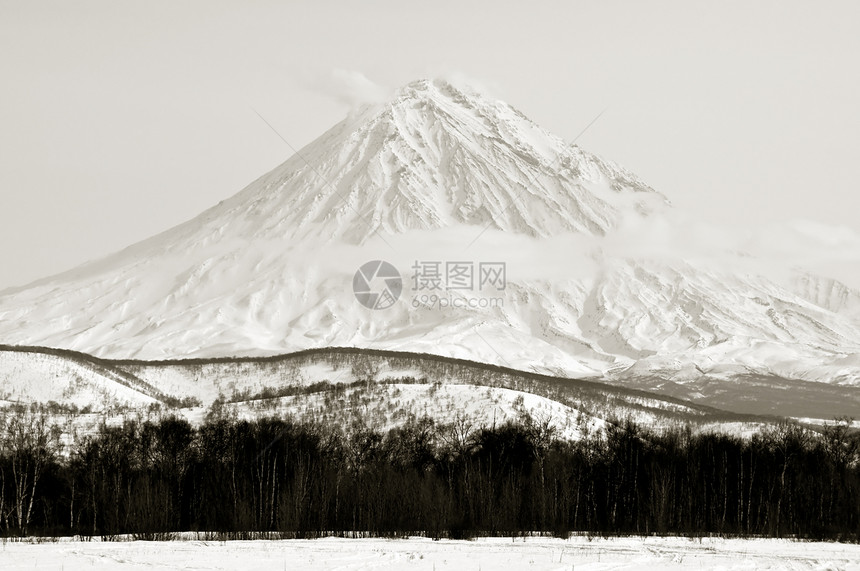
[397, 77, 471, 97]
[208, 77, 664, 246]
[382, 77, 543, 144]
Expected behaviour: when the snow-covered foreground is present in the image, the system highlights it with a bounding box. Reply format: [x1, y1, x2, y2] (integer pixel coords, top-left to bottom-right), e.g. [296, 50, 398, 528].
[2, 536, 858, 570]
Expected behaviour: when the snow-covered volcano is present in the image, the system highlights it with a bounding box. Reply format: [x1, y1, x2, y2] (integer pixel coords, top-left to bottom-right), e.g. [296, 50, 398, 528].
[235, 78, 663, 242]
[1, 78, 859, 391]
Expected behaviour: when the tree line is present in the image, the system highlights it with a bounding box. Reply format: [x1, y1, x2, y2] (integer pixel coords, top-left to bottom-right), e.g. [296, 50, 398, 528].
[0, 406, 858, 540]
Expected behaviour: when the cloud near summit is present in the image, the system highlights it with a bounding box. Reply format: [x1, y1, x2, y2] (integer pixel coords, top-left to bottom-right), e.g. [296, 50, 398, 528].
[311, 69, 392, 109]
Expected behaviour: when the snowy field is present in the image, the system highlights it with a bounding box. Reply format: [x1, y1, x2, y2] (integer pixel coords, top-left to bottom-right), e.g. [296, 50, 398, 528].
[2, 536, 859, 570]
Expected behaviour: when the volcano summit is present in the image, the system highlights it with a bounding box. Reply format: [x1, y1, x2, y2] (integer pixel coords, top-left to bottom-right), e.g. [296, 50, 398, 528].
[1, 79, 859, 415]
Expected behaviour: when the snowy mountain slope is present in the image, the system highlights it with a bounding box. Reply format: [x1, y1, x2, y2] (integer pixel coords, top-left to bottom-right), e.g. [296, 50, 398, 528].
[0, 78, 858, 404]
[205, 383, 606, 444]
[0, 346, 159, 409]
[1, 345, 780, 430]
[608, 370, 860, 419]
[792, 272, 860, 321]
[571, 259, 860, 381]
[110, 346, 749, 422]
[0, 79, 664, 359]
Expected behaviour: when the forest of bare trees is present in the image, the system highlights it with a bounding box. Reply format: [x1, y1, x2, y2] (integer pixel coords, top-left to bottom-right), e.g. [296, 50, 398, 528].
[0, 406, 857, 540]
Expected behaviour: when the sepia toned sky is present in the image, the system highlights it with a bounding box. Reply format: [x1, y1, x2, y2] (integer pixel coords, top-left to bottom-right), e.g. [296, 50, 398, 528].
[1, 0, 859, 289]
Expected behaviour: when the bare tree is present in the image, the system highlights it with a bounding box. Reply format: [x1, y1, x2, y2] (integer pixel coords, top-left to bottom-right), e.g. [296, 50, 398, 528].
[0, 407, 61, 536]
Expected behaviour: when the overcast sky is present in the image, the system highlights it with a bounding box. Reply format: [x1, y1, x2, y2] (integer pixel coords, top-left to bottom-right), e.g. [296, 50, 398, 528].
[1, 0, 859, 290]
